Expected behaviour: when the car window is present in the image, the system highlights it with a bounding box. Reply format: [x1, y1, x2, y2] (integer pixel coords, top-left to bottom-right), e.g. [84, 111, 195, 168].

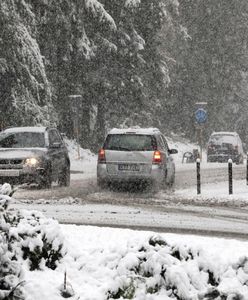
[49, 129, 62, 145]
[157, 135, 169, 155]
[104, 134, 157, 151]
[0, 132, 45, 148]
[161, 135, 169, 151]
[157, 135, 165, 151]
[209, 134, 237, 145]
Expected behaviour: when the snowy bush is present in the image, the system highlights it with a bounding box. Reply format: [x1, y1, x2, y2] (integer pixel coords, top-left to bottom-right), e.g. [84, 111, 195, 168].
[0, 183, 66, 299]
[9, 209, 66, 271]
[106, 235, 248, 299]
[0, 184, 25, 300]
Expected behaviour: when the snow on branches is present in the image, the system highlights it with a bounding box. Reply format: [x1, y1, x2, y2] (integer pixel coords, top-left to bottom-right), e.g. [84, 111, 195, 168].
[125, 0, 141, 8]
[85, 0, 117, 31]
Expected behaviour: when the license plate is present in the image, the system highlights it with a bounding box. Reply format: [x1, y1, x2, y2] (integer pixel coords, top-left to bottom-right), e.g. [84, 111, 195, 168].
[118, 164, 140, 171]
[0, 170, 20, 177]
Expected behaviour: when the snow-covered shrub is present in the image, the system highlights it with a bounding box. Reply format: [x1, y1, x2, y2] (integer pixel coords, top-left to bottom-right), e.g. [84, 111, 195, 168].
[0, 184, 24, 300]
[6, 209, 66, 271]
[107, 234, 248, 299]
[0, 183, 66, 299]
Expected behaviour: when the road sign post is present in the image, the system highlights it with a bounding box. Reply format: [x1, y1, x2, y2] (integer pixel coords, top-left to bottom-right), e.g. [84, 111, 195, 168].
[195, 103, 208, 162]
[196, 158, 201, 194]
[228, 159, 233, 195]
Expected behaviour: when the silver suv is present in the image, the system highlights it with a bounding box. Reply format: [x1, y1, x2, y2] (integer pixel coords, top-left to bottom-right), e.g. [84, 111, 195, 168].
[97, 128, 178, 188]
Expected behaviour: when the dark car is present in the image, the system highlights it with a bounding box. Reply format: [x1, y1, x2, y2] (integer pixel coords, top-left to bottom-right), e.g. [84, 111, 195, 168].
[0, 127, 70, 188]
[207, 131, 244, 164]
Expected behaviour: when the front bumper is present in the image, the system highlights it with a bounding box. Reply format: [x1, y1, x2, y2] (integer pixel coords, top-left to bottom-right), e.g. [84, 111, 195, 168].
[207, 154, 240, 163]
[97, 163, 164, 184]
[0, 167, 46, 185]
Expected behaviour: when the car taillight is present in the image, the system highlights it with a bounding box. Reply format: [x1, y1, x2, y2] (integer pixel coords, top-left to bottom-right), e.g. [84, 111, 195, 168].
[153, 150, 162, 164]
[98, 148, 106, 163]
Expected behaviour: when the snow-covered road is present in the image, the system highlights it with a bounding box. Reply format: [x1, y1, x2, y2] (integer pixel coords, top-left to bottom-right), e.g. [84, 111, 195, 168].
[10, 163, 248, 239]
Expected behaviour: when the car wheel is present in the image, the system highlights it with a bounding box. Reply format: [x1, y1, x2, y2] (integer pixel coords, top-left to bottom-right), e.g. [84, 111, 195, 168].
[164, 172, 175, 189]
[167, 171, 175, 189]
[97, 178, 107, 189]
[38, 167, 52, 189]
[58, 164, 70, 187]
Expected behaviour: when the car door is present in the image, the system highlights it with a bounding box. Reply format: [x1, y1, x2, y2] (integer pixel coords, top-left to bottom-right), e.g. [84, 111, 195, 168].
[47, 129, 65, 178]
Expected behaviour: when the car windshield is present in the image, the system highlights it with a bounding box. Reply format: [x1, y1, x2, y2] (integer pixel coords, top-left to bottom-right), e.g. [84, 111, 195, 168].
[0, 132, 45, 148]
[209, 134, 237, 145]
[104, 134, 156, 151]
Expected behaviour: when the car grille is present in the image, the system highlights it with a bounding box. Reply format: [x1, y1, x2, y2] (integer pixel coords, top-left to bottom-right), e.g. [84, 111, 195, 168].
[0, 159, 23, 169]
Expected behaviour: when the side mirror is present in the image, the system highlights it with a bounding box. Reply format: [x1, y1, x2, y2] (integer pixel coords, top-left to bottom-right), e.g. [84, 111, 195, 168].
[50, 142, 61, 148]
[169, 148, 178, 154]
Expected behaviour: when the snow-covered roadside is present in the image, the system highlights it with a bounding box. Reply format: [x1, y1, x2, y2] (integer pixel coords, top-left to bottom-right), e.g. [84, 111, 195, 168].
[167, 134, 205, 165]
[22, 225, 248, 299]
[64, 138, 97, 179]
[175, 179, 248, 203]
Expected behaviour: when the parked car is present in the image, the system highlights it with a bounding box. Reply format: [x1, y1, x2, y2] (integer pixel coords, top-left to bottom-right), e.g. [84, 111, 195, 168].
[207, 131, 244, 164]
[97, 127, 178, 189]
[0, 126, 70, 188]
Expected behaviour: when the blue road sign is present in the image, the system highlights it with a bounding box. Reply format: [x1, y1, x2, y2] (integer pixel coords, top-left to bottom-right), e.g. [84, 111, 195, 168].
[195, 108, 207, 124]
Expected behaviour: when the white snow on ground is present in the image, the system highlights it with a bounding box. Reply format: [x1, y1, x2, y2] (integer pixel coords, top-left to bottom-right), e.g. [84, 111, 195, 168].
[167, 133, 205, 164]
[64, 138, 97, 179]
[21, 224, 248, 299]
[175, 179, 248, 201]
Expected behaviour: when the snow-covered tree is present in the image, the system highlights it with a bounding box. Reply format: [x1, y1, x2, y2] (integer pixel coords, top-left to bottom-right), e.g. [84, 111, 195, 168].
[175, 0, 248, 143]
[0, 0, 56, 129]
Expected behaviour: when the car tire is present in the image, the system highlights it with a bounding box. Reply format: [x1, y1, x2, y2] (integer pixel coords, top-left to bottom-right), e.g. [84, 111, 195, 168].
[97, 178, 107, 189]
[167, 171, 175, 190]
[163, 170, 168, 189]
[58, 164, 70, 187]
[38, 167, 52, 189]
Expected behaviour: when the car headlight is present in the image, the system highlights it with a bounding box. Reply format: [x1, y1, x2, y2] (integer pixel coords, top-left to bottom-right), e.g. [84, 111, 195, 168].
[24, 157, 39, 167]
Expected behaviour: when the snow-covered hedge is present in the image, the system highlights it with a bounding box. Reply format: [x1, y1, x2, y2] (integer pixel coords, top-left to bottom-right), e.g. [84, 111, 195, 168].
[0, 184, 65, 299]
[106, 235, 248, 299]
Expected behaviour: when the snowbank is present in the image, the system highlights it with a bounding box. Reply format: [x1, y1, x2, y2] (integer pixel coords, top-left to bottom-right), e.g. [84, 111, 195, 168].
[167, 134, 205, 165]
[23, 225, 248, 300]
[64, 138, 97, 179]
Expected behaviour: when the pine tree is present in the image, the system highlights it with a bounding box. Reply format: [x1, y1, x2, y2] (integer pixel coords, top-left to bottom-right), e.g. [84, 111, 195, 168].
[0, 0, 56, 129]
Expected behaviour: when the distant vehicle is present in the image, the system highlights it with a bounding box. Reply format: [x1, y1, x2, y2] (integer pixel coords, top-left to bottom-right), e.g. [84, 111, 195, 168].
[0, 127, 70, 188]
[207, 131, 244, 164]
[97, 127, 178, 189]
